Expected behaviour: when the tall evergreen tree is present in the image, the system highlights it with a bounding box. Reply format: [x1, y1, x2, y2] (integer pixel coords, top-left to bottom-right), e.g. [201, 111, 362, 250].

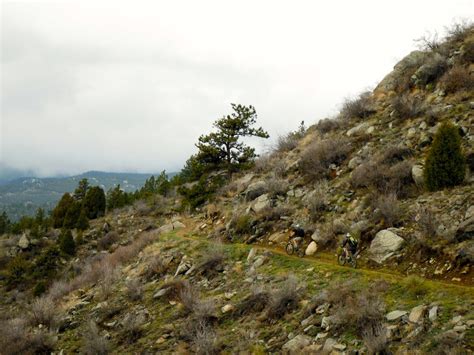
[83, 186, 106, 219]
[424, 122, 466, 191]
[74, 178, 89, 201]
[63, 201, 82, 229]
[0, 211, 10, 235]
[156, 170, 171, 196]
[52, 193, 74, 228]
[58, 229, 76, 256]
[195, 104, 269, 178]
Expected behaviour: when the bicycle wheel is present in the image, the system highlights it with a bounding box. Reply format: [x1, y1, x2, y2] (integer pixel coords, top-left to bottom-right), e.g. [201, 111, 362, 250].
[338, 254, 346, 266]
[350, 257, 357, 268]
[286, 242, 295, 255]
[297, 248, 305, 258]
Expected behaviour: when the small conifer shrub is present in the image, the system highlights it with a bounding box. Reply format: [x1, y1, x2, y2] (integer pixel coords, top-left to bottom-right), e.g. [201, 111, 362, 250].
[58, 229, 76, 256]
[424, 122, 466, 191]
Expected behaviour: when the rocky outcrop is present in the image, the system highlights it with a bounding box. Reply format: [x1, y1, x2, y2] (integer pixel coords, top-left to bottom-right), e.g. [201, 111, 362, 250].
[245, 181, 267, 201]
[369, 230, 405, 263]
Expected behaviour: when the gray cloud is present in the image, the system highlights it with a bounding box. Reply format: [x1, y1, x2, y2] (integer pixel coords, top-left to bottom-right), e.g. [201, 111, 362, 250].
[1, 1, 472, 176]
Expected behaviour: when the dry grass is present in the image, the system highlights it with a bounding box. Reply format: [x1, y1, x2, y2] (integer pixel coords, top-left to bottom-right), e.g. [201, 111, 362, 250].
[299, 137, 352, 180]
[142, 255, 169, 281]
[375, 145, 412, 165]
[191, 320, 220, 355]
[82, 321, 110, 355]
[265, 175, 288, 198]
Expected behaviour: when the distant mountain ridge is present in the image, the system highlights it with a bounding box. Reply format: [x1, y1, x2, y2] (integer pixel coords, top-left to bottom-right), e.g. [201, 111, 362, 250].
[0, 170, 175, 220]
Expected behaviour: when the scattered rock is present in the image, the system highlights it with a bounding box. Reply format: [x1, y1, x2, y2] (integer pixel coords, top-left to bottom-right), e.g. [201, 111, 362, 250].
[245, 181, 267, 201]
[252, 194, 271, 213]
[305, 241, 318, 256]
[301, 314, 315, 327]
[174, 256, 192, 276]
[322, 338, 337, 355]
[369, 230, 405, 263]
[153, 288, 169, 299]
[409, 305, 426, 324]
[282, 334, 312, 353]
[454, 216, 474, 242]
[321, 316, 333, 330]
[221, 304, 234, 314]
[346, 122, 371, 136]
[428, 306, 438, 322]
[386, 310, 407, 321]
[247, 248, 257, 263]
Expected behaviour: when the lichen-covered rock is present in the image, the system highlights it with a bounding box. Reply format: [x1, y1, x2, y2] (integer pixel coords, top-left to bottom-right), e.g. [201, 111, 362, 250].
[282, 334, 312, 354]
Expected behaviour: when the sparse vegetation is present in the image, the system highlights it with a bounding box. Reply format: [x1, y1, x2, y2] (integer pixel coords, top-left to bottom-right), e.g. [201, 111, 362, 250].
[390, 94, 424, 120]
[340, 91, 375, 120]
[439, 65, 474, 94]
[372, 193, 404, 227]
[82, 321, 110, 355]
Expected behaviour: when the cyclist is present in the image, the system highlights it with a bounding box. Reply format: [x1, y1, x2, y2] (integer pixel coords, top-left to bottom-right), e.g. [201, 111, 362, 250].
[341, 232, 358, 259]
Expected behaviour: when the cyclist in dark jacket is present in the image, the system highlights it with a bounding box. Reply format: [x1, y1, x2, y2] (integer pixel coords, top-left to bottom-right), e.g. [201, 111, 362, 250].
[342, 233, 358, 256]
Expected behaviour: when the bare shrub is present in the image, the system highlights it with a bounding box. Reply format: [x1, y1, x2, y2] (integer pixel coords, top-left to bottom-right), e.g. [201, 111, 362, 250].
[143, 255, 168, 281]
[266, 274, 303, 321]
[376, 145, 413, 165]
[340, 91, 375, 120]
[387, 160, 415, 198]
[415, 31, 441, 51]
[416, 207, 438, 238]
[361, 318, 388, 354]
[258, 205, 292, 222]
[160, 278, 193, 303]
[445, 20, 473, 44]
[391, 95, 424, 120]
[122, 312, 146, 343]
[192, 320, 220, 355]
[28, 296, 60, 330]
[98, 264, 120, 300]
[193, 298, 217, 325]
[195, 245, 226, 277]
[440, 65, 474, 94]
[299, 138, 352, 180]
[351, 161, 387, 190]
[98, 231, 119, 250]
[461, 39, 474, 64]
[234, 286, 270, 317]
[373, 194, 403, 227]
[276, 133, 299, 152]
[133, 200, 153, 216]
[82, 321, 110, 355]
[306, 180, 329, 222]
[316, 118, 341, 134]
[126, 278, 143, 302]
[254, 154, 273, 174]
[0, 318, 55, 355]
[265, 175, 288, 198]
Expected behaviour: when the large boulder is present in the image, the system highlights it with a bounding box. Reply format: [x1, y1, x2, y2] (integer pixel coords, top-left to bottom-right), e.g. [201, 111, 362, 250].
[369, 229, 405, 263]
[245, 181, 267, 201]
[282, 334, 312, 354]
[374, 50, 427, 93]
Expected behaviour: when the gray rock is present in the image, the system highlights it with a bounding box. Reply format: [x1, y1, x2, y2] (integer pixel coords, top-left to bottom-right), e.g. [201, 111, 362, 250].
[252, 194, 271, 213]
[247, 248, 257, 263]
[428, 306, 438, 322]
[348, 157, 363, 170]
[18, 234, 30, 249]
[321, 316, 333, 330]
[322, 338, 337, 355]
[174, 256, 192, 276]
[386, 310, 407, 321]
[301, 314, 315, 327]
[454, 216, 474, 242]
[305, 241, 318, 256]
[409, 305, 426, 323]
[346, 122, 371, 137]
[369, 230, 405, 264]
[412, 165, 424, 187]
[153, 288, 169, 299]
[282, 334, 312, 353]
[245, 181, 267, 201]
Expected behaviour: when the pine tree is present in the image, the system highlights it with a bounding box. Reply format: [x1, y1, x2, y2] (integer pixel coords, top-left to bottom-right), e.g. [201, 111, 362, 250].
[52, 193, 74, 228]
[195, 104, 269, 178]
[83, 186, 106, 219]
[58, 229, 76, 255]
[74, 178, 89, 201]
[63, 201, 82, 229]
[424, 122, 466, 191]
[156, 170, 171, 196]
[0, 211, 10, 235]
[76, 209, 90, 231]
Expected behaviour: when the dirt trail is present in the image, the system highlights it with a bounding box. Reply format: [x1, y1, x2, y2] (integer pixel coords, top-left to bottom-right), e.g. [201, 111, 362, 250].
[170, 217, 474, 292]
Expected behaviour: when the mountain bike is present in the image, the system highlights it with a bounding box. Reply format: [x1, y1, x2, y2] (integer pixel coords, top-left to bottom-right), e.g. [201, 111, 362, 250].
[337, 247, 357, 268]
[286, 237, 305, 258]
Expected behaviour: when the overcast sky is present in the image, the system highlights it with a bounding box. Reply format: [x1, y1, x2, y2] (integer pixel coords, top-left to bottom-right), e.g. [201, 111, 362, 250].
[1, 0, 472, 177]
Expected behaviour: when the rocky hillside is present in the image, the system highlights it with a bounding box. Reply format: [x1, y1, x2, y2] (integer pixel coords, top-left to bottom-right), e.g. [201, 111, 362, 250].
[0, 23, 473, 354]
